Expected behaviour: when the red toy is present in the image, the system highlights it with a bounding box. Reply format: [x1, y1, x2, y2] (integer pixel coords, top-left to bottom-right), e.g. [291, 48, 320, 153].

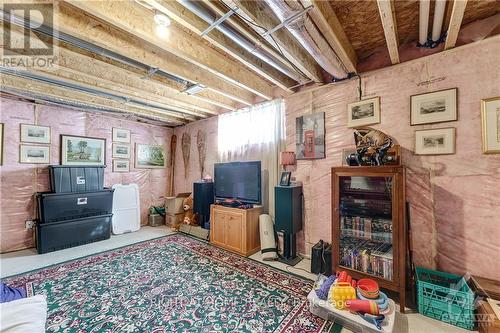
[346, 299, 379, 315]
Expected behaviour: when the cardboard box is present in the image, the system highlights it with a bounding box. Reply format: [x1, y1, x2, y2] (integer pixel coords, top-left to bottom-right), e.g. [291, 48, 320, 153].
[165, 213, 184, 227]
[148, 214, 165, 227]
[478, 300, 500, 333]
[165, 193, 190, 214]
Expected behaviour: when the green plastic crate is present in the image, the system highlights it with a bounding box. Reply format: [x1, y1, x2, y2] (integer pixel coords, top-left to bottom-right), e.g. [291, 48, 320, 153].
[416, 267, 475, 330]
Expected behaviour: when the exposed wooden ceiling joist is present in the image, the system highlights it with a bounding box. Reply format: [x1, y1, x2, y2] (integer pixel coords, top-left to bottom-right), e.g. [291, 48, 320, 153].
[444, 0, 469, 50]
[301, 0, 357, 73]
[377, 0, 400, 64]
[44, 2, 254, 107]
[1, 74, 187, 125]
[142, 0, 297, 92]
[223, 0, 324, 83]
[65, 0, 275, 101]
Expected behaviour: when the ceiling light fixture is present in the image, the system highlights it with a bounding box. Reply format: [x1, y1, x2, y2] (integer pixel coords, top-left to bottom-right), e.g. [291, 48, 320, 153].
[154, 11, 171, 27]
[182, 83, 206, 95]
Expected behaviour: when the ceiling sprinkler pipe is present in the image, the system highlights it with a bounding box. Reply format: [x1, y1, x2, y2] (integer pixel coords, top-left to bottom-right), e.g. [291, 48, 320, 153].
[432, 0, 447, 42]
[264, 0, 347, 79]
[178, 0, 306, 83]
[419, 0, 430, 45]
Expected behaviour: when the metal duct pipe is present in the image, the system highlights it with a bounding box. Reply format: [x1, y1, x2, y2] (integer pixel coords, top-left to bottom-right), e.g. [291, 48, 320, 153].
[177, 0, 305, 83]
[431, 0, 447, 41]
[419, 0, 430, 45]
[264, 0, 347, 79]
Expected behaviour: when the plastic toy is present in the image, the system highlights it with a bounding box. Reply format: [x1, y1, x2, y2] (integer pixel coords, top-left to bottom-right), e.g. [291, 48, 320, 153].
[357, 278, 379, 299]
[330, 282, 356, 309]
[346, 299, 379, 315]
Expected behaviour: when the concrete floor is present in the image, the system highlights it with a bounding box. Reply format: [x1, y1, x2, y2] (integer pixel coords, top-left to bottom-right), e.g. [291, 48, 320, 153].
[0, 226, 471, 333]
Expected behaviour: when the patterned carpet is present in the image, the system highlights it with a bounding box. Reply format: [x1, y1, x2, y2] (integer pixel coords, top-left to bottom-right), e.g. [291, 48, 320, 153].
[4, 234, 328, 332]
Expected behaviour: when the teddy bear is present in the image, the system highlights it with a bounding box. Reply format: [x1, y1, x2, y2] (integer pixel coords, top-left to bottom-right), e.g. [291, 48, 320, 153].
[182, 195, 197, 226]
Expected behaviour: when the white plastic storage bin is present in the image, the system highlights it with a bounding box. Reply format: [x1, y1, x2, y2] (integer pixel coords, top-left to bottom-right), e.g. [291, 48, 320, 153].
[111, 183, 141, 234]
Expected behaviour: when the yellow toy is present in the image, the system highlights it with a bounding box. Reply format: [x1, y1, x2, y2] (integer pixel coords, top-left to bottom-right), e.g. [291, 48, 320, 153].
[330, 282, 356, 309]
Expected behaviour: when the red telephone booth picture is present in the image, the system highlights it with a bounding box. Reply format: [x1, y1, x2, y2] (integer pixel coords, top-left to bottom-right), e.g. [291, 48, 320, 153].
[304, 130, 315, 158]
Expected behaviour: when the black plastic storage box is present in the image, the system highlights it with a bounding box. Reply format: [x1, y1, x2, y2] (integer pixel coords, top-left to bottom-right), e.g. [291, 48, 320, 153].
[49, 165, 105, 193]
[37, 188, 114, 223]
[36, 214, 112, 254]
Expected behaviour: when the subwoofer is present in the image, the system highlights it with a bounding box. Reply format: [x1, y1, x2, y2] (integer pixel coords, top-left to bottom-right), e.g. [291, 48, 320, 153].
[193, 181, 214, 229]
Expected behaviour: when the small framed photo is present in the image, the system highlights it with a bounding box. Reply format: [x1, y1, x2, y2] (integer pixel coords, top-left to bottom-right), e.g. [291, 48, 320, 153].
[61, 135, 105, 166]
[481, 96, 500, 154]
[20, 124, 51, 144]
[113, 159, 130, 172]
[112, 143, 130, 159]
[135, 143, 165, 169]
[411, 88, 457, 125]
[279, 171, 291, 186]
[347, 97, 380, 128]
[415, 128, 455, 155]
[112, 128, 131, 143]
[20, 145, 50, 164]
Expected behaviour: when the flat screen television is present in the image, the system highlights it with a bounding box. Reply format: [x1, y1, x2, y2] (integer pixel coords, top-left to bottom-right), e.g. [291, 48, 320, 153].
[214, 161, 261, 204]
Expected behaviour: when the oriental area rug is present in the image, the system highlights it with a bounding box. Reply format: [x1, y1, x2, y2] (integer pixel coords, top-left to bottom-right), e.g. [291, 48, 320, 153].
[4, 234, 331, 332]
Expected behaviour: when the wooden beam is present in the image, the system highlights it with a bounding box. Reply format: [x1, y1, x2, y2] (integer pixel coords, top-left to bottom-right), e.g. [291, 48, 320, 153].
[202, 0, 305, 82]
[1, 74, 187, 125]
[377, 0, 400, 64]
[444, 0, 468, 50]
[65, 0, 274, 100]
[34, 2, 255, 106]
[302, 0, 357, 73]
[144, 0, 297, 91]
[224, 0, 324, 82]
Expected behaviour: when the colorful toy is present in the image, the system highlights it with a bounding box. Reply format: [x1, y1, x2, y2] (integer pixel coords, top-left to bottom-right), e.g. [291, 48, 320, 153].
[316, 275, 336, 300]
[357, 278, 379, 299]
[346, 299, 379, 315]
[182, 195, 197, 226]
[357, 289, 389, 312]
[330, 282, 356, 310]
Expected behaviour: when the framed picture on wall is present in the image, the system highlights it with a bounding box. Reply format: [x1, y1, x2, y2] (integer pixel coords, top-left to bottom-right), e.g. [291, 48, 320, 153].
[112, 128, 131, 143]
[0, 123, 4, 166]
[20, 124, 51, 144]
[135, 143, 165, 169]
[296, 112, 325, 160]
[347, 97, 380, 128]
[415, 128, 455, 155]
[20, 145, 50, 164]
[113, 159, 130, 172]
[481, 96, 500, 154]
[410, 88, 457, 125]
[112, 143, 130, 159]
[61, 135, 106, 166]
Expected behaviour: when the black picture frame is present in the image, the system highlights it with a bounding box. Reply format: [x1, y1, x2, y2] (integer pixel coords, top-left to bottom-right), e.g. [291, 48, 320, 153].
[279, 171, 291, 186]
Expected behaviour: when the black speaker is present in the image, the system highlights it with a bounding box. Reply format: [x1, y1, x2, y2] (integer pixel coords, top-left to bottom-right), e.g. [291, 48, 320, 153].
[193, 181, 214, 229]
[275, 185, 303, 234]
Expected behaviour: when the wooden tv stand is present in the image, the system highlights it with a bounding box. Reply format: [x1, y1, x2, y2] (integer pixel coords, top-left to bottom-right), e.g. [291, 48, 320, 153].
[210, 204, 262, 257]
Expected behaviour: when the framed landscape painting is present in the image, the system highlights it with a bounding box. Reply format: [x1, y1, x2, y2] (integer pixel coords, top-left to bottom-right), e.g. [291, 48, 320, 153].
[20, 145, 50, 164]
[296, 112, 325, 160]
[20, 124, 51, 144]
[411, 88, 457, 125]
[61, 135, 105, 166]
[347, 97, 380, 128]
[113, 159, 130, 172]
[112, 143, 130, 159]
[135, 144, 165, 168]
[112, 128, 131, 143]
[415, 128, 455, 155]
[481, 96, 500, 154]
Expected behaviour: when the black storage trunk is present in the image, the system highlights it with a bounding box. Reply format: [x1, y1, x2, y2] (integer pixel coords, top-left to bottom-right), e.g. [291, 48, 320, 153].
[36, 214, 112, 254]
[37, 188, 114, 223]
[49, 165, 105, 193]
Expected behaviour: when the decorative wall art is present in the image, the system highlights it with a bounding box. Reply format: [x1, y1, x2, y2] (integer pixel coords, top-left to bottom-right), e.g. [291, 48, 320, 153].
[481, 96, 500, 154]
[347, 97, 381, 128]
[197, 130, 206, 179]
[415, 128, 456, 155]
[296, 112, 325, 160]
[182, 132, 191, 177]
[410, 88, 457, 125]
[112, 128, 131, 143]
[135, 143, 165, 169]
[61, 135, 105, 166]
[20, 145, 50, 164]
[112, 143, 130, 159]
[113, 159, 130, 172]
[0, 123, 3, 166]
[20, 124, 51, 144]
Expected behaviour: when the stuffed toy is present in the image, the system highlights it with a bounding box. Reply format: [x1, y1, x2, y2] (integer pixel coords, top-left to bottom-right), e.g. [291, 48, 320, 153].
[182, 195, 197, 226]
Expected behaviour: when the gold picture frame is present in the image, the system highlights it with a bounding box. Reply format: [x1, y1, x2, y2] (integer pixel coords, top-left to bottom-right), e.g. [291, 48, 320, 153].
[481, 96, 500, 154]
[414, 127, 456, 155]
[0, 123, 4, 165]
